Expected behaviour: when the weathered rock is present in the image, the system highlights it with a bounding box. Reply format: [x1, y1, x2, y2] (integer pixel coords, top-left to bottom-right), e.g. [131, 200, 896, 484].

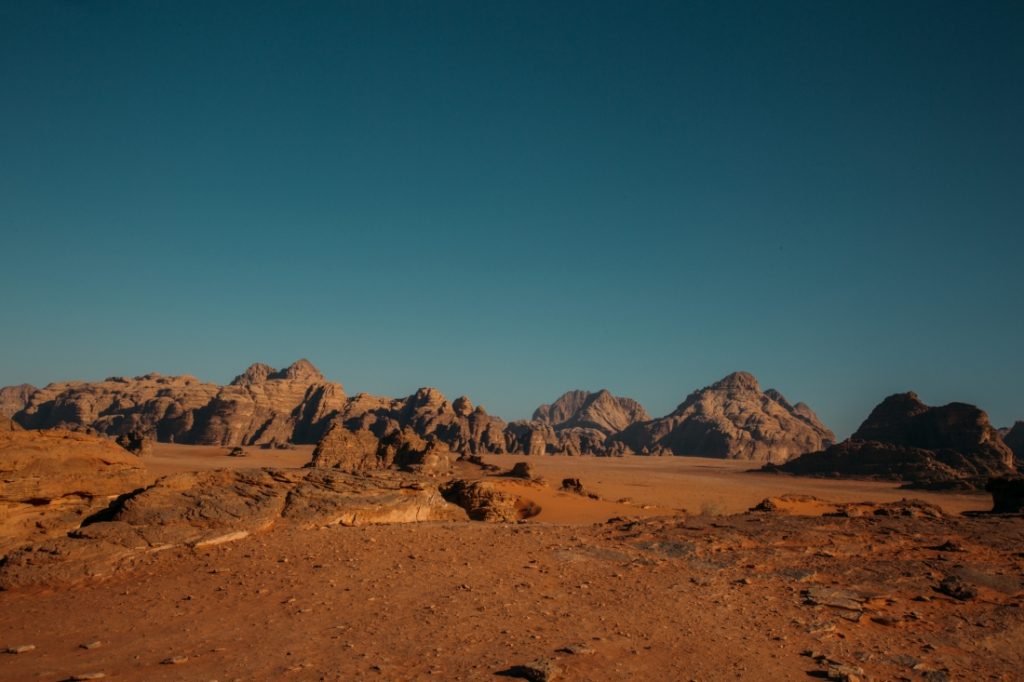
[2, 417, 23, 432]
[441, 480, 541, 522]
[767, 393, 1016, 489]
[505, 462, 534, 479]
[0, 429, 148, 552]
[533, 389, 650, 435]
[986, 476, 1024, 513]
[610, 372, 834, 463]
[0, 467, 467, 589]
[499, 659, 562, 682]
[308, 424, 455, 476]
[12, 360, 346, 447]
[308, 424, 385, 472]
[115, 430, 152, 457]
[0, 384, 35, 418]
[1002, 422, 1024, 469]
[560, 478, 586, 495]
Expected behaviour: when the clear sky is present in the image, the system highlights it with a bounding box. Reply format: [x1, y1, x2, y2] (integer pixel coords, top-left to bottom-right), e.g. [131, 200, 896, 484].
[1, 1, 1021, 437]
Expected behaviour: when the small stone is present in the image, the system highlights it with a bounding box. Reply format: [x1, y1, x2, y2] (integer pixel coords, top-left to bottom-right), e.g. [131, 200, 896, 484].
[556, 643, 596, 655]
[79, 641, 103, 650]
[5, 644, 35, 654]
[500, 659, 562, 682]
[827, 663, 864, 681]
[161, 655, 188, 665]
[68, 674, 107, 681]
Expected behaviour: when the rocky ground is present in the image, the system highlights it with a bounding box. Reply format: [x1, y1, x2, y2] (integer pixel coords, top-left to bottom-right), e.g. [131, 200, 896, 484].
[3, 507, 1023, 680]
[2, 444, 1022, 681]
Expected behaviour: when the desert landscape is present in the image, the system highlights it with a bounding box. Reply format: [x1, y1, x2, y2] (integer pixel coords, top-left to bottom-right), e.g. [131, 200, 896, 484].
[2, 360, 1023, 681]
[3, 2, 1022, 680]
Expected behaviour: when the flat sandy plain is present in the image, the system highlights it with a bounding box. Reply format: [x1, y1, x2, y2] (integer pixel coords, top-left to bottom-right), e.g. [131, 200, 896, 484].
[2, 445, 1021, 681]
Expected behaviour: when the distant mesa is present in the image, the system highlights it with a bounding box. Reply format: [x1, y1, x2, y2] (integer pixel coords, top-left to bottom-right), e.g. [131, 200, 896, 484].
[608, 371, 835, 463]
[766, 392, 1016, 490]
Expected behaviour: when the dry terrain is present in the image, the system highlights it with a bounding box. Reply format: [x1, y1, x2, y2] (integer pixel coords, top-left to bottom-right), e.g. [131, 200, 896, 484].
[2, 446, 1020, 681]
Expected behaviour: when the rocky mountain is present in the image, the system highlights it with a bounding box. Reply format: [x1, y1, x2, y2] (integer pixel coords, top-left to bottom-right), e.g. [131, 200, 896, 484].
[609, 372, 834, 462]
[767, 392, 1017, 489]
[503, 389, 650, 456]
[10, 360, 345, 447]
[3, 365, 835, 460]
[1001, 422, 1024, 468]
[533, 390, 650, 433]
[327, 388, 509, 455]
[0, 383, 36, 418]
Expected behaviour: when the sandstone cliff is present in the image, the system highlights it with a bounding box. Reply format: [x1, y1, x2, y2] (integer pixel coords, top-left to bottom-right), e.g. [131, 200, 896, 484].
[609, 372, 834, 462]
[11, 360, 345, 447]
[0, 383, 35, 418]
[768, 392, 1017, 489]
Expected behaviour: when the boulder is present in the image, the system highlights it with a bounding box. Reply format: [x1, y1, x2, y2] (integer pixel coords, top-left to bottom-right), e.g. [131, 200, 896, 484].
[115, 430, 152, 457]
[986, 476, 1024, 513]
[441, 480, 541, 522]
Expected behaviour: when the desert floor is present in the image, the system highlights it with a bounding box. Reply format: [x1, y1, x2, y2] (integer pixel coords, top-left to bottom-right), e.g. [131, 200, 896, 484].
[1, 446, 1020, 681]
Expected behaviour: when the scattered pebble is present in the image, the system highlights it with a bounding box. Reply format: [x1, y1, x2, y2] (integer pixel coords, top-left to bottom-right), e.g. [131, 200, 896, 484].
[161, 655, 189, 665]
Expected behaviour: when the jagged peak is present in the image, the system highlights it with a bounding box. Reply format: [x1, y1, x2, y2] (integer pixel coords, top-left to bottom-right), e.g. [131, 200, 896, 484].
[231, 363, 275, 386]
[230, 359, 326, 385]
[275, 359, 324, 382]
[710, 371, 761, 392]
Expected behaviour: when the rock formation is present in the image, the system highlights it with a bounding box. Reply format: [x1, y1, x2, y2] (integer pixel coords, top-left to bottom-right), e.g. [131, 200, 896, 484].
[508, 389, 651, 456]
[11, 360, 345, 447]
[610, 372, 834, 462]
[308, 423, 456, 477]
[987, 476, 1024, 513]
[0, 467, 467, 589]
[767, 393, 1017, 489]
[1001, 422, 1024, 468]
[326, 388, 508, 456]
[0, 428, 148, 552]
[440, 479, 541, 522]
[533, 389, 650, 434]
[0, 384, 35, 418]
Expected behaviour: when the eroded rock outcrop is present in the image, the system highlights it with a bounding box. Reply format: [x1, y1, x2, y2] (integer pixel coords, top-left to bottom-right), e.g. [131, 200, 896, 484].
[768, 393, 1016, 490]
[0, 467, 467, 590]
[0, 384, 35, 418]
[1002, 422, 1024, 469]
[327, 388, 508, 456]
[11, 360, 346, 447]
[440, 479, 541, 522]
[610, 372, 834, 462]
[0, 428, 148, 552]
[308, 423, 456, 477]
[506, 389, 650, 456]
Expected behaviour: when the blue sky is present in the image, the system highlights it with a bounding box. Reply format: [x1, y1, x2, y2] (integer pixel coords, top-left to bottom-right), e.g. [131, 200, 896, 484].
[1, 1, 1021, 437]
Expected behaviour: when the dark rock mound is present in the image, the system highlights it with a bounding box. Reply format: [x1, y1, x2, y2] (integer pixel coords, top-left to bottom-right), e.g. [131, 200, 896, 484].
[986, 476, 1024, 514]
[767, 393, 1015, 490]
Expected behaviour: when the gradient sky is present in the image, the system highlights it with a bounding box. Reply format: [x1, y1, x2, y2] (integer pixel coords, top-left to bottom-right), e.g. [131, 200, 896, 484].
[1, 1, 1022, 437]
